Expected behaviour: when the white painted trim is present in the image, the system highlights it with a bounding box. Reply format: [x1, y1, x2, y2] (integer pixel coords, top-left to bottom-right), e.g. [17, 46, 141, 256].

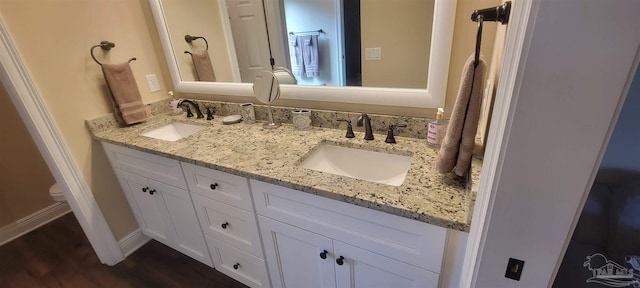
[460, 1, 536, 287]
[0, 203, 71, 246]
[217, 0, 242, 83]
[118, 229, 151, 257]
[0, 17, 124, 265]
[148, 0, 455, 109]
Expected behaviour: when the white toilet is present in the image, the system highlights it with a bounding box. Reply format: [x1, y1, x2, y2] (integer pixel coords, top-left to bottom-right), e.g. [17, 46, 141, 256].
[49, 183, 66, 202]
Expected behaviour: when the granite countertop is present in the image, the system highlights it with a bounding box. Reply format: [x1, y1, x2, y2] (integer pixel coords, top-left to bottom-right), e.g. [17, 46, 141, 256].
[89, 113, 481, 231]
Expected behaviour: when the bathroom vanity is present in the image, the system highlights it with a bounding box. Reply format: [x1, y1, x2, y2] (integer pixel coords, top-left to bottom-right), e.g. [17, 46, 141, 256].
[91, 112, 480, 288]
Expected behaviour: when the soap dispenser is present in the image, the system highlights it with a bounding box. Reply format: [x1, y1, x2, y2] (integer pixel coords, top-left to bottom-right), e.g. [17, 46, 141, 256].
[427, 108, 448, 147]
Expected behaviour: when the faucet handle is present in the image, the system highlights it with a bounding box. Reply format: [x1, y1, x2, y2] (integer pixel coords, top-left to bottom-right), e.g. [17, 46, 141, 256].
[206, 107, 215, 120]
[337, 119, 355, 138]
[385, 124, 407, 144]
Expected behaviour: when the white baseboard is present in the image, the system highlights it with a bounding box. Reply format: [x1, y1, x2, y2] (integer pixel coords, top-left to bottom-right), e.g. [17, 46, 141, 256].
[118, 228, 150, 257]
[0, 202, 71, 246]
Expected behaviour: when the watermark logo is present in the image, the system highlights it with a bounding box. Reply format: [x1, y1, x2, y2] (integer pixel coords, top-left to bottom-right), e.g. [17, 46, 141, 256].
[583, 253, 640, 287]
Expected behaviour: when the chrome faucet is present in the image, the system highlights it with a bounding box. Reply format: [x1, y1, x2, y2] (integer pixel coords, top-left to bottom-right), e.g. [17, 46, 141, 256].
[356, 113, 374, 140]
[178, 99, 204, 118]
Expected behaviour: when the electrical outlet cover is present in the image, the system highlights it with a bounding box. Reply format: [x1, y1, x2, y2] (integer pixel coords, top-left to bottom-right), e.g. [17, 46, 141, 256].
[505, 258, 525, 281]
[145, 74, 161, 92]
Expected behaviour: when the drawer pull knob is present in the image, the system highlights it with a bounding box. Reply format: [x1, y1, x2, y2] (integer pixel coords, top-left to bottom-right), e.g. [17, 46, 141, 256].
[149, 189, 156, 195]
[233, 263, 240, 270]
[221, 222, 229, 229]
[336, 256, 345, 266]
[210, 183, 219, 190]
[320, 250, 328, 259]
[142, 187, 148, 192]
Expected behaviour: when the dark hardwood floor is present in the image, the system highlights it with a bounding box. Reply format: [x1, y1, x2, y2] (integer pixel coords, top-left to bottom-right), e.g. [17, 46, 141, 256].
[0, 213, 248, 288]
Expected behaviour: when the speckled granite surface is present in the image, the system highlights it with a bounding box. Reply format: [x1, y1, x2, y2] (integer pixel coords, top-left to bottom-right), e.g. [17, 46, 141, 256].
[88, 112, 481, 231]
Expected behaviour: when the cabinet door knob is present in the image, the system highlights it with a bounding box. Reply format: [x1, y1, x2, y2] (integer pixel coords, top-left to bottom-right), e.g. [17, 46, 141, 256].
[142, 187, 148, 192]
[210, 183, 219, 190]
[221, 222, 229, 229]
[336, 256, 345, 265]
[149, 189, 156, 195]
[320, 250, 328, 259]
[233, 263, 240, 270]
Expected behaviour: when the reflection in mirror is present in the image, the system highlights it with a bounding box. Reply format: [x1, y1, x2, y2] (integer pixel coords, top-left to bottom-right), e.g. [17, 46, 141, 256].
[253, 70, 281, 129]
[158, 0, 434, 89]
[150, 0, 455, 108]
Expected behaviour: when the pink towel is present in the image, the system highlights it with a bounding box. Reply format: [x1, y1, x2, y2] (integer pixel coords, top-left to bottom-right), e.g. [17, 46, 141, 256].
[436, 55, 486, 176]
[101, 62, 147, 125]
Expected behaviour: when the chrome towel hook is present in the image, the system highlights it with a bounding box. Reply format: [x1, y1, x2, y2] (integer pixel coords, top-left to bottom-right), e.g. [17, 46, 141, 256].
[90, 40, 136, 66]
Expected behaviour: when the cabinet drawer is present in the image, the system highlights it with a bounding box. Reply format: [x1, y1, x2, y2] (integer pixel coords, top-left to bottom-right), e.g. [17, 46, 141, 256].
[251, 180, 447, 273]
[182, 162, 252, 210]
[206, 236, 270, 288]
[192, 194, 263, 258]
[102, 142, 186, 189]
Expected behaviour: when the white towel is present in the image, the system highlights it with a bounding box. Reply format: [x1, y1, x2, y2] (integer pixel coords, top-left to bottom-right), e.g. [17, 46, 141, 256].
[289, 35, 304, 77]
[302, 35, 319, 77]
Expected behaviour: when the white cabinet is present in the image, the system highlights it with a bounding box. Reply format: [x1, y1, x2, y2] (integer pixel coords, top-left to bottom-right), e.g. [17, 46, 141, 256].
[259, 216, 336, 288]
[253, 180, 444, 288]
[103, 143, 211, 267]
[333, 241, 439, 288]
[115, 169, 173, 243]
[184, 163, 269, 288]
[102, 142, 461, 288]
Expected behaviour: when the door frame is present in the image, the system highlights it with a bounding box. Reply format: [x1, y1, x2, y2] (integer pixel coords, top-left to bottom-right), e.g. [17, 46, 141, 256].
[0, 17, 124, 265]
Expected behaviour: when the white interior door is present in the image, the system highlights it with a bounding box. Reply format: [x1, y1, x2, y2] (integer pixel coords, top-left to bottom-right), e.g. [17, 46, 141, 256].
[226, 0, 273, 82]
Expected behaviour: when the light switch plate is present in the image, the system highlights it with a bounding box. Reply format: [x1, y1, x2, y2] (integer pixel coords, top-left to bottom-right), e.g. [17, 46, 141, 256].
[365, 48, 381, 61]
[145, 74, 161, 92]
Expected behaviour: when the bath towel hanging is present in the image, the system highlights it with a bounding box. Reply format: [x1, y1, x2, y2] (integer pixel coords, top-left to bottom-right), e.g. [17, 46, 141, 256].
[301, 34, 319, 77]
[288, 34, 304, 77]
[186, 50, 216, 81]
[184, 35, 215, 81]
[91, 40, 145, 125]
[436, 1, 511, 176]
[101, 62, 148, 125]
[436, 55, 486, 176]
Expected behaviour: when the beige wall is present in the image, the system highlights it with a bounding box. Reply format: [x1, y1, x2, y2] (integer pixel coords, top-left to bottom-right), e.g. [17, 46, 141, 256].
[0, 82, 57, 228]
[360, 0, 434, 89]
[0, 0, 172, 240]
[162, 0, 234, 82]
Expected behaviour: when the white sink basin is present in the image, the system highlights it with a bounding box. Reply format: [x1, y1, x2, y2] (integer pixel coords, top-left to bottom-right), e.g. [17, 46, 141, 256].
[141, 122, 206, 141]
[299, 144, 413, 186]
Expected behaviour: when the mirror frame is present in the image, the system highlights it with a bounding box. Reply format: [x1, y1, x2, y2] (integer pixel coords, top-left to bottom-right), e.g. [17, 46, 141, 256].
[150, 0, 456, 108]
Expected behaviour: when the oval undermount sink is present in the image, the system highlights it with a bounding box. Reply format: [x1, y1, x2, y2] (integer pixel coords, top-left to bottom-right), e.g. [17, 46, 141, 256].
[141, 122, 206, 141]
[299, 143, 413, 186]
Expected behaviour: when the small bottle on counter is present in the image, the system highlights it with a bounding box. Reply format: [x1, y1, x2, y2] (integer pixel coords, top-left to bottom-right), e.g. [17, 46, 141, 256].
[167, 91, 181, 115]
[427, 108, 448, 147]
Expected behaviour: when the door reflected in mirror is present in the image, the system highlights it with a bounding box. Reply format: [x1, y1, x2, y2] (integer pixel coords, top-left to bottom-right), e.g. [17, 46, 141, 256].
[159, 0, 434, 89]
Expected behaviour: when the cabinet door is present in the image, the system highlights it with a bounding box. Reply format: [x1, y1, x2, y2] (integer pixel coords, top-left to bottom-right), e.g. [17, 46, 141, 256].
[151, 180, 212, 267]
[333, 241, 439, 288]
[114, 169, 174, 245]
[258, 216, 336, 288]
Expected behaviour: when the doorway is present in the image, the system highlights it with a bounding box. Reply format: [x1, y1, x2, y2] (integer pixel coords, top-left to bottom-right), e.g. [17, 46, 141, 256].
[553, 66, 640, 287]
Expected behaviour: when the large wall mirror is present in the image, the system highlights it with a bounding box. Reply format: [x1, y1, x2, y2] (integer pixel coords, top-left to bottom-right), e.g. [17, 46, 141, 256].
[150, 0, 456, 108]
